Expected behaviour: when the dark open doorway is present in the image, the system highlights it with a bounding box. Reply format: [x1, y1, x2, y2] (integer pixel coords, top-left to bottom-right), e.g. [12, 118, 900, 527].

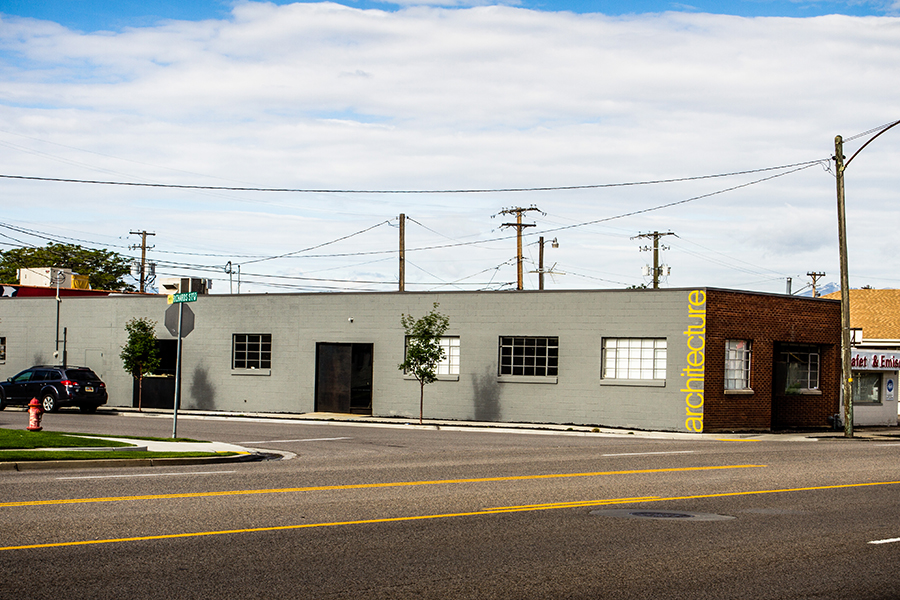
[132, 339, 177, 409]
[315, 343, 373, 415]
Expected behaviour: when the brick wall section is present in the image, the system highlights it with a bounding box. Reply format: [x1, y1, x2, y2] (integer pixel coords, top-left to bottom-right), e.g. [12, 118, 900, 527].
[704, 289, 841, 432]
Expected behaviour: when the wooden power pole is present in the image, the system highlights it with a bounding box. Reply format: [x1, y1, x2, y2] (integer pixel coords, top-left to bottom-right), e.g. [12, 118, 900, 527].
[807, 271, 826, 297]
[633, 231, 674, 289]
[129, 230, 155, 293]
[399, 213, 406, 292]
[499, 207, 540, 290]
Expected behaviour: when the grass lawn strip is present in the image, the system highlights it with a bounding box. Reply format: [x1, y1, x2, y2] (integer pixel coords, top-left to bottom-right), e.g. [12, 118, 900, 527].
[0, 429, 132, 449]
[0, 428, 232, 462]
[0, 450, 238, 461]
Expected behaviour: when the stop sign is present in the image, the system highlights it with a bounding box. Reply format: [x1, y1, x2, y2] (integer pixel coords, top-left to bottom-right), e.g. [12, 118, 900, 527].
[164, 303, 195, 337]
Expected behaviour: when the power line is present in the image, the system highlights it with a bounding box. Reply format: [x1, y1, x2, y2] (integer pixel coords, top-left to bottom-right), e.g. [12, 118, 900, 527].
[0, 160, 824, 276]
[844, 119, 900, 143]
[564, 270, 631, 287]
[240, 220, 393, 265]
[0, 160, 826, 290]
[0, 159, 825, 194]
[533, 161, 822, 237]
[671, 234, 787, 278]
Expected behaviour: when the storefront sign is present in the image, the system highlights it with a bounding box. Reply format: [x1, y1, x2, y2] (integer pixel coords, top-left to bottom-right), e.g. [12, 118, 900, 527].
[887, 378, 895, 401]
[850, 350, 900, 371]
[682, 290, 706, 433]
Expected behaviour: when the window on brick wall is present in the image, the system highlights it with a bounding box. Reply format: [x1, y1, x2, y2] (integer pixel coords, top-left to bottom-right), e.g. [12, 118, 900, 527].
[775, 344, 819, 393]
[602, 338, 667, 380]
[232, 333, 272, 370]
[724, 340, 751, 390]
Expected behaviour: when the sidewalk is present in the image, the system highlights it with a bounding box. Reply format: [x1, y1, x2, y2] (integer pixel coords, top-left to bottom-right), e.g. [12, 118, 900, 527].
[4, 407, 897, 472]
[97, 406, 900, 442]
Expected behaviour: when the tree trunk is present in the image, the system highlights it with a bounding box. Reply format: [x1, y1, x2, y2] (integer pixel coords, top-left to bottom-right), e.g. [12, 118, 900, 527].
[419, 379, 424, 425]
[138, 373, 143, 412]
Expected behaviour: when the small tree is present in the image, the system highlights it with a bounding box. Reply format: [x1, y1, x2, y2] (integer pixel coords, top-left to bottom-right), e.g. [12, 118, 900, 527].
[120, 317, 161, 411]
[398, 303, 450, 424]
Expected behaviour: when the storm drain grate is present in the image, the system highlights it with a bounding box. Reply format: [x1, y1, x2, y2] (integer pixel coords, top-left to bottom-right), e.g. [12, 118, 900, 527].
[590, 509, 735, 521]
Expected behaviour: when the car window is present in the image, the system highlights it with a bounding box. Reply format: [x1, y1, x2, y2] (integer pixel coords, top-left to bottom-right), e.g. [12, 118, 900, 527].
[66, 369, 99, 382]
[12, 371, 33, 383]
[37, 370, 59, 381]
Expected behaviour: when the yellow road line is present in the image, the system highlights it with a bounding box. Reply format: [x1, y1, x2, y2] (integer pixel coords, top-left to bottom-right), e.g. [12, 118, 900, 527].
[0, 464, 765, 508]
[4, 479, 900, 552]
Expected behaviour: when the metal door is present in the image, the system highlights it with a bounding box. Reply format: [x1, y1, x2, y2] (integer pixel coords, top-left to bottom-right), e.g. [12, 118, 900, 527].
[315, 343, 373, 415]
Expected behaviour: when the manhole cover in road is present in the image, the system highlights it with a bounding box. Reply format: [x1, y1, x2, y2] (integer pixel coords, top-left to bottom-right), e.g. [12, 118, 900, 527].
[590, 509, 735, 521]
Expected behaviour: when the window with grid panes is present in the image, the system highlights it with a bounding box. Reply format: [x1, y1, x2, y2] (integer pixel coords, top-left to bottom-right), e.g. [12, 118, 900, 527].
[499, 336, 558, 377]
[725, 340, 752, 390]
[602, 338, 667, 380]
[403, 336, 460, 376]
[775, 344, 819, 393]
[436, 337, 460, 375]
[232, 334, 272, 370]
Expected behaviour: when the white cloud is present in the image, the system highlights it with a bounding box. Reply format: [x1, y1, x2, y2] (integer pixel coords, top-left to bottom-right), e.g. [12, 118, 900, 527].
[0, 4, 898, 293]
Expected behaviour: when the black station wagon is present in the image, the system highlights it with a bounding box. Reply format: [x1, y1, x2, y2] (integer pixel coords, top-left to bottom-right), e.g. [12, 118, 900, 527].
[0, 366, 108, 413]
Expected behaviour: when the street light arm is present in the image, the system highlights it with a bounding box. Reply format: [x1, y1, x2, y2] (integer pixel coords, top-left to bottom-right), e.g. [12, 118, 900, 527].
[844, 119, 900, 169]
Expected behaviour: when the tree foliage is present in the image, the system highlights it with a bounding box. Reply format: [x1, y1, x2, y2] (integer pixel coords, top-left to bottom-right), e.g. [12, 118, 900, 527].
[0, 243, 134, 291]
[120, 318, 161, 410]
[398, 303, 450, 424]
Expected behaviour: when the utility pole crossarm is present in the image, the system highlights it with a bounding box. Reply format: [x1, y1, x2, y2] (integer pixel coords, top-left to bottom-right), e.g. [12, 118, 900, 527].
[807, 271, 826, 297]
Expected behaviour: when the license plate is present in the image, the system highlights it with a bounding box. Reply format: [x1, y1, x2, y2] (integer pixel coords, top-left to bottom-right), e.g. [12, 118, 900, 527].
[85, 386, 94, 392]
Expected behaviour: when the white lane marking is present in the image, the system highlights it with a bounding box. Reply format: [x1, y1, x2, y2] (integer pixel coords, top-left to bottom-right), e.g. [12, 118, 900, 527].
[869, 537, 900, 545]
[240, 437, 352, 444]
[57, 471, 237, 481]
[602, 451, 696, 457]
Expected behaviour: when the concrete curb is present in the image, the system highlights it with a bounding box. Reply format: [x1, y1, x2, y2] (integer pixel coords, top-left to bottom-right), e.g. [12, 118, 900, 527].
[0, 452, 268, 472]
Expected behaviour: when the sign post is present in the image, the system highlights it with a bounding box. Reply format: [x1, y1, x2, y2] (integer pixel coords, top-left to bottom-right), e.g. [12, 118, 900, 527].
[167, 292, 198, 438]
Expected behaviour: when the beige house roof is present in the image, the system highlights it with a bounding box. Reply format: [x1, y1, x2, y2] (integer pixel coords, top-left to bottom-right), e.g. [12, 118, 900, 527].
[823, 289, 900, 340]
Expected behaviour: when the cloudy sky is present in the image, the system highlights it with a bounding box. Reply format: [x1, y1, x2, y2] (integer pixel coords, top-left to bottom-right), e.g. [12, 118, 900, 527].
[0, 0, 898, 295]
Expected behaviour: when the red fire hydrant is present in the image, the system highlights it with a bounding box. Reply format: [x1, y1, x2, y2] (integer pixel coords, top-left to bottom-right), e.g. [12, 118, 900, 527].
[27, 398, 43, 432]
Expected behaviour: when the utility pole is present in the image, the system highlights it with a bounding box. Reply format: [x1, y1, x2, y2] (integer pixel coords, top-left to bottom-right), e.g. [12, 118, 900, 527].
[499, 207, 540, 290]
[399, 213, 406, 292]
[835, 135, 852, 437]
[633, 231, 674, 289]
[833, 120, 900, 438]
[129, 230, 155, 293]
[807, 271, 826, 297]
[535, 236, 559, 290]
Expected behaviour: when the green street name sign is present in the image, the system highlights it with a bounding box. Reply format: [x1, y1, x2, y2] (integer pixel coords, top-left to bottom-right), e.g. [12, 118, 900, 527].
[171, 291, 198, 304]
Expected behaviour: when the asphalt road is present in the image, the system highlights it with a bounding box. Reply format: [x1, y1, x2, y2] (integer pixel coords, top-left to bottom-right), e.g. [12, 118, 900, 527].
[2, 411, 900, 599]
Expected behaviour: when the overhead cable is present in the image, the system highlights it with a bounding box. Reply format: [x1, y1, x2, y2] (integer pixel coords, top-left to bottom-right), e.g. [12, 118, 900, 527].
[0, 159, 825, 194]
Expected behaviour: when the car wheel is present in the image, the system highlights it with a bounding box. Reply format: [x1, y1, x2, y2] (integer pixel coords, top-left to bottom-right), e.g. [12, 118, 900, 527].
[79, 404, 98, 414]
[0, 395, 5, 411]
[41, 394, 59, 413]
